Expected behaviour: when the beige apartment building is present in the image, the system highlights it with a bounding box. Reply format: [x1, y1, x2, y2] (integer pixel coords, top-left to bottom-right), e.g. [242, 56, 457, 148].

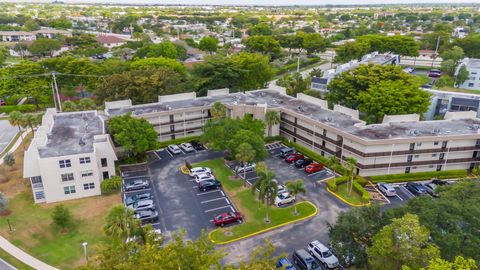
[23, 109, 117, 203]
[105, 87, 480, 177]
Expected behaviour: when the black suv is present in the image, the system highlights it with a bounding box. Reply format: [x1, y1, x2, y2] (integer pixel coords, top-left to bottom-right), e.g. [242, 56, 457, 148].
[295, 158, 313, 168]
[198, 179, 221, 191]
[190, 140, 205, 151]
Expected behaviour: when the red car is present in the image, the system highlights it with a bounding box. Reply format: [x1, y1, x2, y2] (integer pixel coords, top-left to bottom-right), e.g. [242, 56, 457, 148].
[305, 163, 324, 174]
[285, 154, 304, 163]
[213, 211, 243, 227]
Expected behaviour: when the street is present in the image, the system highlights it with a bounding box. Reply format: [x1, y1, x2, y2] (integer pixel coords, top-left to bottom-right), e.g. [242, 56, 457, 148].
[0, 120, 18, 155]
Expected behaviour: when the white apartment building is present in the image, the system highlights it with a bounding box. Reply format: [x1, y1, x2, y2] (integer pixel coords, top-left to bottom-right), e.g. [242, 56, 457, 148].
[105, 87, 480, 177]
[23, 109, 117, 204]
[455, 58, 480, 90]
[0, 31, 36, 42]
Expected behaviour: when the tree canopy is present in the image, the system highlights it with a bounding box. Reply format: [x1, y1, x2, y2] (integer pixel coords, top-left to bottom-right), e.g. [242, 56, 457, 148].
[28, 38, 62, 57]
[243, 36, 282, 59]
[198, 36, 219, 53]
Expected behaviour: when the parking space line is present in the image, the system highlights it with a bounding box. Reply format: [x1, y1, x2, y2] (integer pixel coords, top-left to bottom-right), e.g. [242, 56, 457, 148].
[124, 188, 151, 193]
[225, 198, 230, 205]
[395, 194, 404, 201]
[246, 176, 259, 181]
[230, 206, 235, 212]
[401, 185, 416, 198]
[197, 190, 221, 196]
[165, 149, 173, 157]
[150, 222, 161, 226]
[200, 197, 227, 204]
[220, 190, 225, 196]
[205, 205, 231, 213]
[307, 171, 322, 177]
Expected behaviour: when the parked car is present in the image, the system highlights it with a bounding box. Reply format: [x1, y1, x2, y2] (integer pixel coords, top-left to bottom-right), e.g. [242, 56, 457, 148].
[295, 158, 313, 168]
[194, 173, 216, 183]
[213, 211, 243, 227]
[377, 182, 397, 197]
[180, 142, 194, 152]
[129, 200, 155, 213]
[167, 144, 182, 154]
[280, 147, 295, 158]
[305, 163, 323, 174]
[285, 154, 304, 163]
[277, 184, 288, 194]
[0, 99, 6, 106]
[423, 183, 439, 197]
[124, 179, 149, 191]
[190, 140, 205, 151]
[135, 210, 158, 223]
[236, 163, 256, 173]
[307, 240, 340, 269]
[403, 67, 414, 73]
[405, 182, 427, 195]
[431, 178, 449, 186]
[428, 69, 442, 78]
[277, 257, 296, 270]
[189, 167, 212, 177]
[274, 192, 295, 207]
[125, 192, 152, 206]
[292, 249, 321, 270]
[421, 81, 434, 88]
[198, 179, 221, 191]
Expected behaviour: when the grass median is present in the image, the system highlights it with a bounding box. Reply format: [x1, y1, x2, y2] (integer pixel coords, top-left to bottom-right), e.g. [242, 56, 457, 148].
[194, 158, 317, 244]
[329, 183, 364, 206]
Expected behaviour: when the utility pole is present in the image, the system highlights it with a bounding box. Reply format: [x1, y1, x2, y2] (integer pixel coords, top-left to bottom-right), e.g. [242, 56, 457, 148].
[51, 81, 58, 111]
[432, 36, 441, 68]
[297, 55, 300, 73]
[52, 72, 62, 112]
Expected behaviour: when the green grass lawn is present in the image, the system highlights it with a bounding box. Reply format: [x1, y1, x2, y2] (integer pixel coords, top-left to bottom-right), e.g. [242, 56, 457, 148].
[0, 192, 120, 269]
[0, 247, 34, 270]
[194, 158, 317, 244]
[332, 183, 364, 205]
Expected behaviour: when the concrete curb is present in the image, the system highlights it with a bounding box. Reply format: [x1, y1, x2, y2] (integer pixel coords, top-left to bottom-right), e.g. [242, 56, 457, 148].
[0, 130, 29, 165]
[208, 201, 318, 245]
[326, 187, 370, 207]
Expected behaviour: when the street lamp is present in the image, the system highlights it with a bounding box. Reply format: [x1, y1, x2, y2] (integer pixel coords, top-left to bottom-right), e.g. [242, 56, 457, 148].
[82, 242, 88, 262]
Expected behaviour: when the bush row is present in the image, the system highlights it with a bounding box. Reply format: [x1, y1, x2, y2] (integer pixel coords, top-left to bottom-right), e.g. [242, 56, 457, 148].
[370, 169, 468, 183]
[327, 176, 370, 204]
[265, 136, 283, 144]
[274, 57, 321, 75]
[352, 181, 370, 203]
[326, 176, 348, 191]
[0, 104, 37, 114]
[157, 135, 200, 149]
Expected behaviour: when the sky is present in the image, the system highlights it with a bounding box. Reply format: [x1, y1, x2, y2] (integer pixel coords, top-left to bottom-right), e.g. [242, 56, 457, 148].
[7, 0, 479, 5]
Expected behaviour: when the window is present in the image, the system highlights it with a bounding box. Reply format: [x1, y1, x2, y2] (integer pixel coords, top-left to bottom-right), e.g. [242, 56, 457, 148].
[83, 183, 95, 190]
[59, 159, 71, 168]
[416, 142, 422, 147]
[436, 165, 442, 171]
[102, 171, 109, 180]
[414, 155, 419, 158]
[79, 157, 91, 164]
[81, 170, 93, 178]
[31, 176, 43, 188]
[469, 83, 474, 87]
[34, 191, 45, 200]
[434, 141, 439, 146]
[432, 154, 437, 157]
[61, 173, 74, 182]
[101, 158, 108, 167]
[64, 185, 76, 195]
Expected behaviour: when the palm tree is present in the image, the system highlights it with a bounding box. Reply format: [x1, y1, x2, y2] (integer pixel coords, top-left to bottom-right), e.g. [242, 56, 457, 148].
[326, 156, 340, 185]
[286, 179, 306, 215]
[104, 204, 139, 240]
[22, 113, 41, 136]
[210, 101, 227, 120]
[251, 167, 278, 223]
[264, 110, 280, 137]
[8, 111, 24, 139]
[345, 157, 357, 196]
[471, 166, 480, 178]
[235, 142, 256, 187]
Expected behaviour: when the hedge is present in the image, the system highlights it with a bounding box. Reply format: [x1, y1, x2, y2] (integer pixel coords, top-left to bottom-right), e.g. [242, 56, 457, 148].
[327, 176, 370, 204]
[265, 136, 283, 144]
[157, 136, 200, 149]
[0, 104, 36, 114]
[353, 181, 370, 203]
[281, 139, 346, 175]
[370, 169, 468, 183]
[326, 176, 348, 191]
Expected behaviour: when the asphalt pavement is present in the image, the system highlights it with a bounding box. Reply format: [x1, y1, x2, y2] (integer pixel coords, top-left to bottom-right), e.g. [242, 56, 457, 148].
[0, 259, 16, 270]
[0, 120, 18, 154]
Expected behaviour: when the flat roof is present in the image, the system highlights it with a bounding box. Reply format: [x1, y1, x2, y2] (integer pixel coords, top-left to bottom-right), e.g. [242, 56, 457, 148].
[465, 58, 480, 69]
[38, 112, 105, 158]
[107, 90, 480, 141]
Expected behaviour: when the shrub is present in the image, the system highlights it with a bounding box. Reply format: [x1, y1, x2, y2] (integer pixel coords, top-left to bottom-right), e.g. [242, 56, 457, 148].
[101, 176, 122, 194]
[3, 153, 15, 166]
[356, 176, 369, 186]
[265, 136, 283, 143]
[51, 204, 72, 229]
[353, 181, 370, 203]
[0, 104, 36, 114]
[327, 178, 337, 191]
[370, 170, 468, 183]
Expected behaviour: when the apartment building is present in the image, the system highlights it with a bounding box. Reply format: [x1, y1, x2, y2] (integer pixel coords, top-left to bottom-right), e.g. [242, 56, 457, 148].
[311, 52, 400, 93]
[425, 89, 480, 120]
[23, 109, 117, 203]
[105, 87, 480, 177]
[0, 31, 36, 42]
[455, 58, 480, 90]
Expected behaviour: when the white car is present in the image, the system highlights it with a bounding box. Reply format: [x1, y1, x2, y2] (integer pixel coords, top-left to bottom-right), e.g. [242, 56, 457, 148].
[188, 167, 212, 177]
[377, 182, 397, 197]
[274, 192, 295, 207]
[167, 144, 182, 154]
[235, 163, 256, 173]
[308, 240, 340, 269]
[180, 143, 194, 152]
[194, 173, 215, 183]
[277, 184, 287, 194]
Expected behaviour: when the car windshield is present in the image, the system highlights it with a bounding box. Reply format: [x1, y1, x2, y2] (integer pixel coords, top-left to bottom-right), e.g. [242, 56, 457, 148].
[322, 250, 333, 257]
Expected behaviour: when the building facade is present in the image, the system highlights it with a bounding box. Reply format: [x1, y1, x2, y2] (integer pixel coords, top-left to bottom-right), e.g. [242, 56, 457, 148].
[23, 109, 117, 204]
[105, 87, 480, 177]
[455, 58, 480, 90]
[0, 31, 36, 42]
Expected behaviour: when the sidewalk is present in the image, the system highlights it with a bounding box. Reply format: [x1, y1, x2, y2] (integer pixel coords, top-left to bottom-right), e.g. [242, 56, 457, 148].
[0, 236, 59, 270]
[0, 130, 29, 166]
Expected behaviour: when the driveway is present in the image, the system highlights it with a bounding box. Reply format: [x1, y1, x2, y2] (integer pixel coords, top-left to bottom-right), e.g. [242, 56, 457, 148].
[0, 120, 18, 154]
